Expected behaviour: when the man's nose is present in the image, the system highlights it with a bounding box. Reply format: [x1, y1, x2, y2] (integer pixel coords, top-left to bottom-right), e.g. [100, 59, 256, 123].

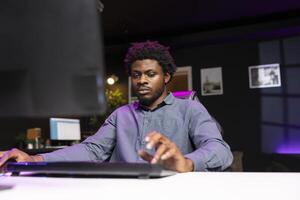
[138, 74, 148, 84]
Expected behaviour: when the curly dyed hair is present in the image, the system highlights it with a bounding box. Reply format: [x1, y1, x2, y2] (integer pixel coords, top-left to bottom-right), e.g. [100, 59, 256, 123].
[124, 41, 177, 77]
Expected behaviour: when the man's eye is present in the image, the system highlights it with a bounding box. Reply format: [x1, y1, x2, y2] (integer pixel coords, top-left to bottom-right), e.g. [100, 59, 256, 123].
[132, 73, 140, 78]
[147, 72, 156, 77]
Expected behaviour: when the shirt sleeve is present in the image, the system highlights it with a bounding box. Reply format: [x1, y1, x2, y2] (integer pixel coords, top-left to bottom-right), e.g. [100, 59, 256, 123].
[184, 101, 233, 171]
[41, 112, 117, 162]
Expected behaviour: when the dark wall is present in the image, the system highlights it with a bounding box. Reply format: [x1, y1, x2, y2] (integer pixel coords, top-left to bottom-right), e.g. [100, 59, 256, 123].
[172, 42, 261, 152]
[259, 37, 300, 155]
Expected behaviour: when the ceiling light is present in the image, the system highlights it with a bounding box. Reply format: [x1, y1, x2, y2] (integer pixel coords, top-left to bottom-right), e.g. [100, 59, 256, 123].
[107, 75, 118, 85]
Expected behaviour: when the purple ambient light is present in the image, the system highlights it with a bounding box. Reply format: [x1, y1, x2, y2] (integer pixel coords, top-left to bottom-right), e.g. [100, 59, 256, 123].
[172, 91, 192, 97]
[276, 144, 300, 154]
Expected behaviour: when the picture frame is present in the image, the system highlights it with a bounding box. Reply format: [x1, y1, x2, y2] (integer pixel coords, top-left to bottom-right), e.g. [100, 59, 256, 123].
[248, 63, 281, 89]
[201, 67, 223, 96]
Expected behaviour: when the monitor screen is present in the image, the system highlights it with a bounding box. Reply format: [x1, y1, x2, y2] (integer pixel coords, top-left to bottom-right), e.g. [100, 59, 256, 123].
[0, 0, 107, 117]
[50, 118, 81, 141]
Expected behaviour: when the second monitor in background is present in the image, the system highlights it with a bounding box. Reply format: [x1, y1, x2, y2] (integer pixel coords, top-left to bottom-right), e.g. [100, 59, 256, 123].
[50, 118, 81, 146]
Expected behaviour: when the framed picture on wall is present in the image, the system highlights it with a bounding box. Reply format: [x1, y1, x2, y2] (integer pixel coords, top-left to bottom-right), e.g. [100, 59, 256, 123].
[201, 67, 223, 96]
[166, 66, 192, 93]
[248, 63, 281, 89]
[128, 66, 192, 103]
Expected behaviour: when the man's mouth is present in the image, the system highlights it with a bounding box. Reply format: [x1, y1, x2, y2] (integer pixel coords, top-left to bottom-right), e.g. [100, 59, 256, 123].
[137, 88, 151, 95]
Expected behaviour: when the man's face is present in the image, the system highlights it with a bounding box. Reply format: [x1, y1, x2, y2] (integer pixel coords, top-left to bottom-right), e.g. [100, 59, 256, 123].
[131, 59, 170, 107]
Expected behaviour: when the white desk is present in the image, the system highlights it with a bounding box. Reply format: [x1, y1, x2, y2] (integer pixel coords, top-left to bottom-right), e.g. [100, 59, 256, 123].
[0, 172, 299, 200]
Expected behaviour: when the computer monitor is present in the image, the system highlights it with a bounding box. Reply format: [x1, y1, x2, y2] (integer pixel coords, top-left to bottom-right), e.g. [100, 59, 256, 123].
[50, 118, 81, 141]
[0, 0, 107, 117]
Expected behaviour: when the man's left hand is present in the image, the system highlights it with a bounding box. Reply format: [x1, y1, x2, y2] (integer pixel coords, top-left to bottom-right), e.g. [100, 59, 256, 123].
[138, 131, 194, 173]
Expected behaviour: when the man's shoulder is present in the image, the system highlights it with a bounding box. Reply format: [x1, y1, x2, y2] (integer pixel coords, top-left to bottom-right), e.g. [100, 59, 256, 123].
[172, 97, 207, 112]
[173, 96, 201, 107]
[113, 102, 137, 114]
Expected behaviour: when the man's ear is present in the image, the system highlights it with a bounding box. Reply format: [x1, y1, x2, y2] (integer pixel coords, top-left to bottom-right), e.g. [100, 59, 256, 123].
[164, 73, 171, 84]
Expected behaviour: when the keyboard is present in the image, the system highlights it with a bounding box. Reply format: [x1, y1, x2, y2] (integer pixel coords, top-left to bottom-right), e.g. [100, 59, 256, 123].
[4, 162, 176, 178]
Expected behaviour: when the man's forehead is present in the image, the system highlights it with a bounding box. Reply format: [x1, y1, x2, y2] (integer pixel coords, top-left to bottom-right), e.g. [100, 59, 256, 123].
[131, 59, 162, 71]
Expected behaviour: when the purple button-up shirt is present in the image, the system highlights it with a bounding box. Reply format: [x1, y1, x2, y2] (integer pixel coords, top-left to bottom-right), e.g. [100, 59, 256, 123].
[42, 93, 233, 171]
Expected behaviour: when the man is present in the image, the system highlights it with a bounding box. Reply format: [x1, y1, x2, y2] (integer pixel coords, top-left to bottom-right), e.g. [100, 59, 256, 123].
[0, 41, 233, 172]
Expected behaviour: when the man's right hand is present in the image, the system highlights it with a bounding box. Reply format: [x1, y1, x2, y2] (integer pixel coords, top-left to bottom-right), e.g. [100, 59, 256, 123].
[0, 148, 43, 167]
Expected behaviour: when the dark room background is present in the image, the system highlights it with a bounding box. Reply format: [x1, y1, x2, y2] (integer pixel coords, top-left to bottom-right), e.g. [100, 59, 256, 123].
[103, 18, 300, 171]
[1, 5, 300, 171]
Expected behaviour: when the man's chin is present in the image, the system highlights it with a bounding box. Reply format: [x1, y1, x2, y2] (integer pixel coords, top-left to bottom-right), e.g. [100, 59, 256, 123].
[138, 96, 154, 106]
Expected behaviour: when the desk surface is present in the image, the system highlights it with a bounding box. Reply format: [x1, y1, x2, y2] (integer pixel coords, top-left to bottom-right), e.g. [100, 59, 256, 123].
[0, 172, 299, 200]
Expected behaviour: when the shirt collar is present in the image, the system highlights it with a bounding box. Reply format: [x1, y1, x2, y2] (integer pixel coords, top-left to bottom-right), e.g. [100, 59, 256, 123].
[164, 92, 175, 105]
[133, 92, 175, 111]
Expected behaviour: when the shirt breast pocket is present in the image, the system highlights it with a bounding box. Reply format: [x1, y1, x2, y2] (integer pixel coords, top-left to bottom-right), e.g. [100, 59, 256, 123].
[155, 118, 182, 140]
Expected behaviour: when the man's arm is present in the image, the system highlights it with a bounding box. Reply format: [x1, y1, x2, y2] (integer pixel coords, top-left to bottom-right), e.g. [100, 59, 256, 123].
[184, 101, 233, 171]
[42, 113, 117, 162]
[139, 101, 233, 172]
